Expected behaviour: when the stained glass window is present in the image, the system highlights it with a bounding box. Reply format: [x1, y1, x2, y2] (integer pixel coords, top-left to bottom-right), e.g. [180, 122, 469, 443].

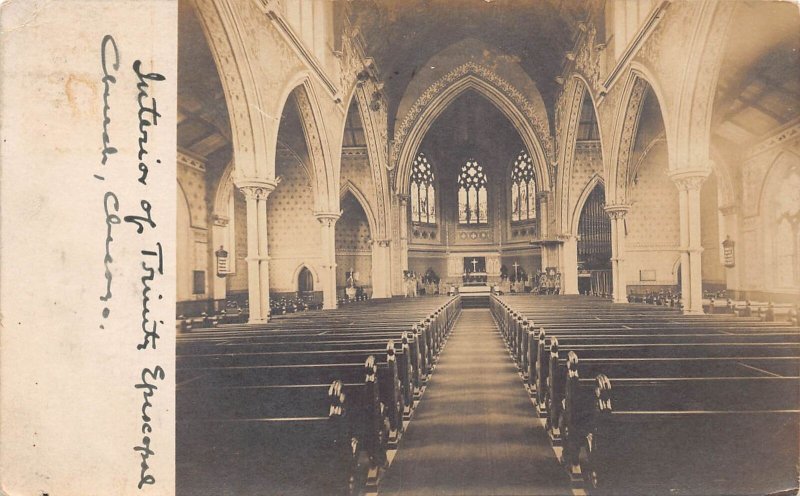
[511, 150, 536, 222]
[410, 152, 436, 224]
[458, 159, 488, 225]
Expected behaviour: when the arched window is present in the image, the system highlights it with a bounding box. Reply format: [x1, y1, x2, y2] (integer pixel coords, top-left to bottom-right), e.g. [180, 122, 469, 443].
[774, 165, 800, 287]
[298, 266, 314, 293]
[410, 152, 436, 224]
[458, 158, 488, 225]
[511, 150, 536, 222]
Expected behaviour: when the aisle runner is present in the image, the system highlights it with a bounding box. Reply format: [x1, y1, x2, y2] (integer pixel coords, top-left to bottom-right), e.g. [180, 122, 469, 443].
[378, 309, 571, 496]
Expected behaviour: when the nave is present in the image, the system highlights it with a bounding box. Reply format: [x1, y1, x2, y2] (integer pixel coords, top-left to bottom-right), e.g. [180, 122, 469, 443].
[177, 292, 799, 496]
[378, 309, 570, 496]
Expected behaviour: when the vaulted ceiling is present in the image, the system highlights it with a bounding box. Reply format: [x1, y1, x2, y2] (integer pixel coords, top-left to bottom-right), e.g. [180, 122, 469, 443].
[348, 0, 593, 130]
[712, 1, 800, 149]
[178, 0, 231, 170]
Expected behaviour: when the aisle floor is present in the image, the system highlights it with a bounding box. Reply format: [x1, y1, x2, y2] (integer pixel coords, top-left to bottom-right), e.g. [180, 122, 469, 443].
[378, 309, 571, 496]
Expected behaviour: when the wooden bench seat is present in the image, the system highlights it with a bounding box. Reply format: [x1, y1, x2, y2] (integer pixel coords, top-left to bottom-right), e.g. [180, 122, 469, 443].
[578, 375, 800, 495]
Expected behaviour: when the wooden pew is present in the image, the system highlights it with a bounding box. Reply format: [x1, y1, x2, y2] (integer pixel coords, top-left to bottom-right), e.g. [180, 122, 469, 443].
[579, 374, 800, 495]
[557, 352, 800, 469]
[177, 380, 362, 496]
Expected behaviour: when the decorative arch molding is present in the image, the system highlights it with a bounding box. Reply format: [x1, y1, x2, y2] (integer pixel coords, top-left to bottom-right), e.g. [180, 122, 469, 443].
[177, 180, 196, 228]
[213, 160, 235, 219]
[346, 83, 390, 238]
[556, 75, 606, 233]
[674, 0, 736, 169]
[393, 65, 553, 195]
[340, 180, 378, 238]
[570, 173, 605, 236]
[291, 79, 339, 213]
[708, 145, 738, 208]
[608, 71, 659, 205]
[190, 0, 272, 179]
[756, 150, 800, 217]
[291, 262, 321, 286]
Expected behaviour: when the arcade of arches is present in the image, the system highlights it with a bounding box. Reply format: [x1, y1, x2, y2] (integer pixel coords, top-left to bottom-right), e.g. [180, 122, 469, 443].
[177, 0, 799, 322]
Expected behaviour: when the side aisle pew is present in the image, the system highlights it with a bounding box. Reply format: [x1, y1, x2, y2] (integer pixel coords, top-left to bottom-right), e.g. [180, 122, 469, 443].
[177, 380, 362, 496]
[177, 296, 462, 496]
[580, 374, 800, 495]
[491, 294, 800, 495]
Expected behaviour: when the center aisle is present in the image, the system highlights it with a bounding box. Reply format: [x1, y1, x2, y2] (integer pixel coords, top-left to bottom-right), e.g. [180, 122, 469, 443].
[378, 309, 571, 496]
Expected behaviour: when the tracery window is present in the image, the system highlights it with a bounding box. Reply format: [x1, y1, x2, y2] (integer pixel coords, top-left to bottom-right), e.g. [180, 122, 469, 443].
[511, 150, 536, 222]
[774, 165, 800, 287]
[458, 159, 488, 225]
[410, 152, 436, 224]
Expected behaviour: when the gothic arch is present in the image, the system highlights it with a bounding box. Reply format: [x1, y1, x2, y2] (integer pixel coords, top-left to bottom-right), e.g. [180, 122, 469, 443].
[570, 174, 605, 236]
[608, 70, 671, 205]
[557, 75, 607, 233]
[189, 0, 272, 179]
[213, 160, 235, 218]
[279, 77, 339, 213]
[340, 180, 378, 238]
[341, 85, 390, 238]
[674, 1, 736, 169]
[757, 150, 800, 217]
[393, 67, 552, 195]
[291, 262, 321, 287]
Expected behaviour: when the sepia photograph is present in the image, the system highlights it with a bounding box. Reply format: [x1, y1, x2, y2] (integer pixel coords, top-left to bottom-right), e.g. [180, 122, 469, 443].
[173, 1, 799, 494]
[1, 0, 799, 495]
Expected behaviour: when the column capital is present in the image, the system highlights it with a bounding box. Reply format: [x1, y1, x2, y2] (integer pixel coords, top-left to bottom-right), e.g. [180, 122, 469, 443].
[668, 168, 710, 191]
[718, 203, 739, 216]
[314, 211, 342, 226]
[373, 238, 391, 248]
[211, 214, 230, 227]
[397, 194, 411, 206]
[536, 190, 551, 202]
[604, 203, 631, 220]
[236, 177, 280, 200]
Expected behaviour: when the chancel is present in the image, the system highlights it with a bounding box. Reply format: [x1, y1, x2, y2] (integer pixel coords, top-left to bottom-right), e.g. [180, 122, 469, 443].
[175, 1, 800, 495]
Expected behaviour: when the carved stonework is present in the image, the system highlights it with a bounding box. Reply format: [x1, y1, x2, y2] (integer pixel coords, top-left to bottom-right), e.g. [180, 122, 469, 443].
[574, 23, 602, 95]
[177, 149, 207, 173]
[748, 120, 800, 158]
[354, 81, 390, 238]
[314, 211, 341, 228]
[669, 169, 710, 192]
[237, 178, 280, 201]
[293, 86, 332, 209]
[614, 77, 648, 204]
[212, 214, 230, 227]
[604, 204, 631, 220]
[392, 62, 554, 167]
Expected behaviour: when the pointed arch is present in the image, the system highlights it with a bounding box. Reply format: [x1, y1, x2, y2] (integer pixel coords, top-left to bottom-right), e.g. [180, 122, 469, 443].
[280, 77, 338, 213]
[570, 173, 605, 236]
[190, 0, 273, 179]
[340, 85, 390, 238]
[291, 262, 321, 287]
[340, 180, 378, 237]
[757, 150, 800, 217]
[394, 68, 551, 195]
[557, 75, 607, 232]
[608, 69, 671, 205]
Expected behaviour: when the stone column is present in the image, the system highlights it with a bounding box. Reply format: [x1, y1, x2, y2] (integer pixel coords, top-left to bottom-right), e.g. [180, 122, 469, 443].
[605, 204, 630, 303]
[560, 234, 579, 295]
[315, 211, 341, 310]
[670, 169, 710, 314]
[371, 239, 392, 299]
[237, 179, 279, 323]
[398, 194, 410, 273]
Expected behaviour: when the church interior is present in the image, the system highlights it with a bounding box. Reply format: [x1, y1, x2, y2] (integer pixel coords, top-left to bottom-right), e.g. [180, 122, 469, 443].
[176, 1, 800, 495]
